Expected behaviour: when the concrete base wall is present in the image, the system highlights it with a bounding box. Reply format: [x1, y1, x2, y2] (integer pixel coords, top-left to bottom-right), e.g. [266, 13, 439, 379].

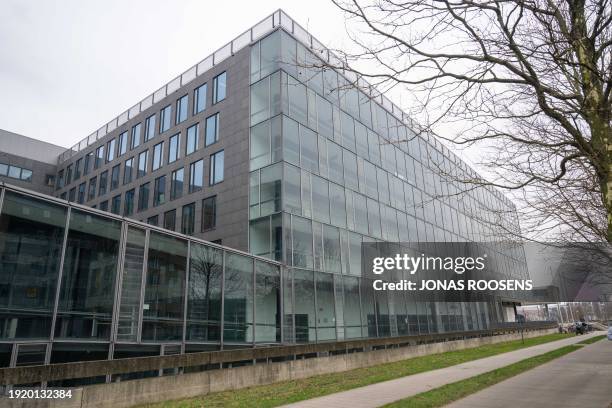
[3, 328, 556, 408]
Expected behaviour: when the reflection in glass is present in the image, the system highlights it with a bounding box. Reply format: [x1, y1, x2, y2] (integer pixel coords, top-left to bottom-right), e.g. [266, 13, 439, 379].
[255, 261, 280, 342]
[187, 243, 222, 341]
[223, 253, 253, 343]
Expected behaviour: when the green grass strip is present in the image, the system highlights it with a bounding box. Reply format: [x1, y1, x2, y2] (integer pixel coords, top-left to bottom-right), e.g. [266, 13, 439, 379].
[384, 345, 581, 408]
[142, 333, 570, 408]
[577, 334, 607, 344]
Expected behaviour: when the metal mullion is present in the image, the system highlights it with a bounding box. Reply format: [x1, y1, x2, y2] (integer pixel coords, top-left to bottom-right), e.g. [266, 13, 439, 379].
[220, 250, 226, 350]
[357, 275, 364, 339]
[0, 186, 5, 215]
[182, 241, 191, 353]
[49, 206, 72, 344]
[110, 222, 129, 345]
[137, 229, 150, 343]
[252, 253, 256, 347]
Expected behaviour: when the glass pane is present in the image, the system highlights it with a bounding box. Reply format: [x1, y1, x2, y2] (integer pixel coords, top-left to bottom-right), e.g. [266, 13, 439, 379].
[142, 232, 187, 341]
[223, 253, 253, 343]
[117, 226, 146, 342]
[255, 261, 280, 343]
[0, 192, 67, 339]
[187, 243, 222, 341]
[294, 269, 315, 342]
[343, 276, 362, 338]
[316, 272, 336, 341]
[56, 209, 121, 340]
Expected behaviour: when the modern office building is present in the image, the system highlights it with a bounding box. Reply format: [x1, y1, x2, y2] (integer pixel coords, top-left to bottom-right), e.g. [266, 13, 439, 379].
[0, 10, 529, 370]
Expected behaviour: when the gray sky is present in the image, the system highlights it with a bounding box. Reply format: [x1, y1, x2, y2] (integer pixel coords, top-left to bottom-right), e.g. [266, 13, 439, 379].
[0, 0, 348, 148]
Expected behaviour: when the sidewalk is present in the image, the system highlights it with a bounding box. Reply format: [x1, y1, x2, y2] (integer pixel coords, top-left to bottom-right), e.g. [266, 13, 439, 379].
[446, 337, 612, 408]
[280, 332, 601, 408]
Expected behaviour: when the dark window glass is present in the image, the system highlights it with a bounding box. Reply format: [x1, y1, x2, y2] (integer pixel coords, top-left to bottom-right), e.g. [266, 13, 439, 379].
[144, 114, 156, 141]
[131, 123, 141, 149]
[163, 209, 176, 231]
[124, 158, 134, 184]
[152, 142, 163, 171]
[205, 113, 219, 146]
[99, 200, 108, 211]
[209, 150, 224, 185]
[124, 189, 135, 216]
[95, 146, 104, 169]
[168, 133, 180, 163]
[107, 139, 116, 162]
[74, 158, 82, 180]
[83, 152, 92, 176]
[111, 194, 121, 214]
[189, 159, 203, 193]
[138, 150, 148, 178]
[138, 182, 150, 211]
[77, 182, 86, 204]
[159, 105, 171, 133]
[118, 131, 128, 156]
[186, 123, 198, 155]
[110, 164, 120, 190]
[142, 232, 187, 341]
[147, 215, 158, 226]
[181, 202, 195, 235]
[154, 175, 166, 206]
[202, 196, 216, 231]
[68, 187, 76, 202]
[176, 94, 188, 124]
[88, 177, 97, 201]
[55, 209, 121, 340]
[194, 83, 207, 114]
[171, 168, 184, 200]
[212, 71, 226, 104]
[0, 192, 67, 340]
[66, 164, 73, 185]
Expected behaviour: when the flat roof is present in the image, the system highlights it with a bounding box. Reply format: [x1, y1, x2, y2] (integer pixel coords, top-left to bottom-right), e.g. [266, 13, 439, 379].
[0, 129, 66, 165]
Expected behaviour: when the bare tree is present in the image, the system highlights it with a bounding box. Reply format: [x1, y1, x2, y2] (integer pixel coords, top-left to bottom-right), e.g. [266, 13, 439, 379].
[327, 0, 612, 242]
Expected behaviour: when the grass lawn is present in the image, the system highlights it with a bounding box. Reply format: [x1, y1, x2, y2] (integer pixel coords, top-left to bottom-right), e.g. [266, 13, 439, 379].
[384, 345, 581, 407]
[578, 334, 607, 344]
[141, 333, 570, 408]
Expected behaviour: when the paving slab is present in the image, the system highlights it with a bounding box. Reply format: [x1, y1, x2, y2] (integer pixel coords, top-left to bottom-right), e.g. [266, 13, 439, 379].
[280, 332, 602, 408]
[447, 336, 612, 408]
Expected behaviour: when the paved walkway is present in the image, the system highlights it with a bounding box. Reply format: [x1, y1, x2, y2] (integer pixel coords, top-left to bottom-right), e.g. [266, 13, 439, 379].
[280, 332, 602, 408]
[447, 336, 612, 408]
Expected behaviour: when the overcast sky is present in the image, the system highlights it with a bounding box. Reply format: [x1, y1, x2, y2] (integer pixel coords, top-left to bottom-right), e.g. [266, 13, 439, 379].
[0, 0, 349, 148]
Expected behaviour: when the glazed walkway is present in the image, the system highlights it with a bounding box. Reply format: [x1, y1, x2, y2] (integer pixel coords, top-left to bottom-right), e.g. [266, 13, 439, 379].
[281, 332, 602, 408]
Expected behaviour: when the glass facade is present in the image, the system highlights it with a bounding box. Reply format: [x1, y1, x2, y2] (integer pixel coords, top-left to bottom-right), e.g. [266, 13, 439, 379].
[248, 29, 526, 342]
[0, 184, 281, 368]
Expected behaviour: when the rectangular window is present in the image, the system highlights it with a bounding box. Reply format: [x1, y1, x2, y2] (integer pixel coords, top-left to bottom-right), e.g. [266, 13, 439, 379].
[95, 145, 104, 169]
[56, 170, 64, 189]
[282, 116, 300, 165]
[99, 200, 108, 211]
[83, 152, 92, 175]
[212, 71, 226, 103]
[189, 159, 204, 192]
[160, 105, 171, 133]
[99, 170, 108, 196]
[66, 164, 73, 185]
[107, 139, 116, 162]
[144, 114, 156, 141]
[181, 202, 195, 235]
[88, 177, 97, 201]
[138, 182, 150, 211]
[168, 133, 180, 163]
[124, 157, 134, 184]
[210, 150, 224, 185]
[171, 168, 184, 200]
[186, 123, 198, 155]
[68, 187, 76, 202]
[154, 175, 166, 206]
[163, 209, 176, 231]
[152, 142, 163, 171]
[124, 189, 135, 216]
[202, 196, 216, 231]
[111, 194, 121, 214]
[0, 163, 8, 176]
[77, 182, 86, 204]
[74, 158, 82, 180]
[118, 131, 128, 156]
[147, 215, 158, 226]
[138, 150, 148, 178]
[110, 164, 120, 190]
[131, 122, 141, 149]
[205, 113, 219, 146]
[176, 94, 188, 124]
[194, 83, 207, 114]
[300, 126, 319, 173]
